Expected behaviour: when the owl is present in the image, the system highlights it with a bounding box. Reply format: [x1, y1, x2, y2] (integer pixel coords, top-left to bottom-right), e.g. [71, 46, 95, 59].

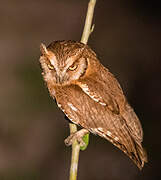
[39, 40, 147, 170]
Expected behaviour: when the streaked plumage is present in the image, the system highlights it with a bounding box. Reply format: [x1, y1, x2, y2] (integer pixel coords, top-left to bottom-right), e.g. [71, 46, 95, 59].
[39, 40, 147, 169]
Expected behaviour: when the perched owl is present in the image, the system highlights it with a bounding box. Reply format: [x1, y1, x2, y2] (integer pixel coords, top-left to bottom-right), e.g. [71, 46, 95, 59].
[39, 40, 147, 170]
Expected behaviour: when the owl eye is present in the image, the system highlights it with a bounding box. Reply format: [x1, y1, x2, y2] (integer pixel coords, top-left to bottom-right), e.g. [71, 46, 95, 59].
[47, 64, 54, 70]
[68, 64, 78, 71]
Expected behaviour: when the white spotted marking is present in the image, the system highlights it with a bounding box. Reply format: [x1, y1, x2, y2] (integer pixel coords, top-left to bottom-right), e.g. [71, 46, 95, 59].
[94, 128, 99, 132]
[97, 127, 103, 131]
[81, 84, 90, 93]
[99, 102, 106, 106]
[107, 131, 112, 137]
[81, 84, 106, 106]
[90, 95, 99, 102]
[60, 107, 64, 112]
[68, 103, 77, 112]
[57, 103, 65, 113]
[57, 103, 62, 108]
[94, 128, 107, 138]
[90, 128, 97, 134]
[65, 113, 73, 122]
[102, 134, 106, 138]
[114, 137, 119, 141]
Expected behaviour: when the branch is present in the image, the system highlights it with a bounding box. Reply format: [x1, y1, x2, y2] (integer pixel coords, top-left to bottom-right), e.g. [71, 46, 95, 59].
[69, 123, 80, 180]
[69, 1, 96, 180]
[81, 0, 96, 44]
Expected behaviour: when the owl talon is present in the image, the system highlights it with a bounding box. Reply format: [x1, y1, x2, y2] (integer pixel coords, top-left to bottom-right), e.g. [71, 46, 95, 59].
[64, 129, 89, 146]
[64, 133, 75, 146]
[64, 134, 85, 146]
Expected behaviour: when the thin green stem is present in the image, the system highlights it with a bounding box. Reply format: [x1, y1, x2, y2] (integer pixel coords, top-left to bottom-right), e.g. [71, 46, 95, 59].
[69, 124, 80, 180]
[69, 1, 97, 180]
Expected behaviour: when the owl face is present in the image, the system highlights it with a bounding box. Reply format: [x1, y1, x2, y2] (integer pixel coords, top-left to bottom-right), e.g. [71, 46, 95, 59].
[40, 41, 89, 86]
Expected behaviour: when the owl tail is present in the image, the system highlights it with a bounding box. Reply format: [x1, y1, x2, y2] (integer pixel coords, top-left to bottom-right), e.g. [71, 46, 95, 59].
[132, 142, 148, 170]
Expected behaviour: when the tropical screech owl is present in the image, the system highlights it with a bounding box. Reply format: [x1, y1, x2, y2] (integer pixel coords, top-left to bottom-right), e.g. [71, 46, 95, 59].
[39, 40, 147, 170]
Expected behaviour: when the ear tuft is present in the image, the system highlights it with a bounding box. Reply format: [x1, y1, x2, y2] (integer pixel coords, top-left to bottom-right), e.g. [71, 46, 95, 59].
[40, 43, 49, 55]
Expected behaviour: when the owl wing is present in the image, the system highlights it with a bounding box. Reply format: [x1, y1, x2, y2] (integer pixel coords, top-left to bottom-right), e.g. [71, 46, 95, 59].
[55, 85, 146, 169]
[77, 78, 120, 115]
[77, 73, 143, 143]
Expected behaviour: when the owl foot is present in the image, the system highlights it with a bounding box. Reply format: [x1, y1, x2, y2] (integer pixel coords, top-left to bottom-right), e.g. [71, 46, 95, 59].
[64, 129, 89, 146]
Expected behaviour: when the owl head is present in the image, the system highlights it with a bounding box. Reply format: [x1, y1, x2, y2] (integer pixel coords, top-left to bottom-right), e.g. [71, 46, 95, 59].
[39, 40, 97, 86]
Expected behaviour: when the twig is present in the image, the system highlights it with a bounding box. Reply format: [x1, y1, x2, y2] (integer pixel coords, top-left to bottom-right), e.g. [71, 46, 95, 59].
[81, 0, 96, 44]
[69, 123, 80, 180]
[69, 0, 97, 180]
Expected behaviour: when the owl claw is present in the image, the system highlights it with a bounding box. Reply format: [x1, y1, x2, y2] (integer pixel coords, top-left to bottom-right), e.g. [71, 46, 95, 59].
[64, 129, 89, 146]
[64, 133, 85, 146]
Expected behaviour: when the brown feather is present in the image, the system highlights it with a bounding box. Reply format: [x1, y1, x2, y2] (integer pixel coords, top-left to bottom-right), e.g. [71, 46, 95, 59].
[39, 40, 147, 169]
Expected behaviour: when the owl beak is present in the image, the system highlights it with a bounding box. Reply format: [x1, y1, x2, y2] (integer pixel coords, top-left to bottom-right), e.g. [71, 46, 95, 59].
[56, 74, 64, 84]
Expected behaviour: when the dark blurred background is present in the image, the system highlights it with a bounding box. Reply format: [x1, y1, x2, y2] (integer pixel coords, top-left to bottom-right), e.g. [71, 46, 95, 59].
[0, 0, 161, 179]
